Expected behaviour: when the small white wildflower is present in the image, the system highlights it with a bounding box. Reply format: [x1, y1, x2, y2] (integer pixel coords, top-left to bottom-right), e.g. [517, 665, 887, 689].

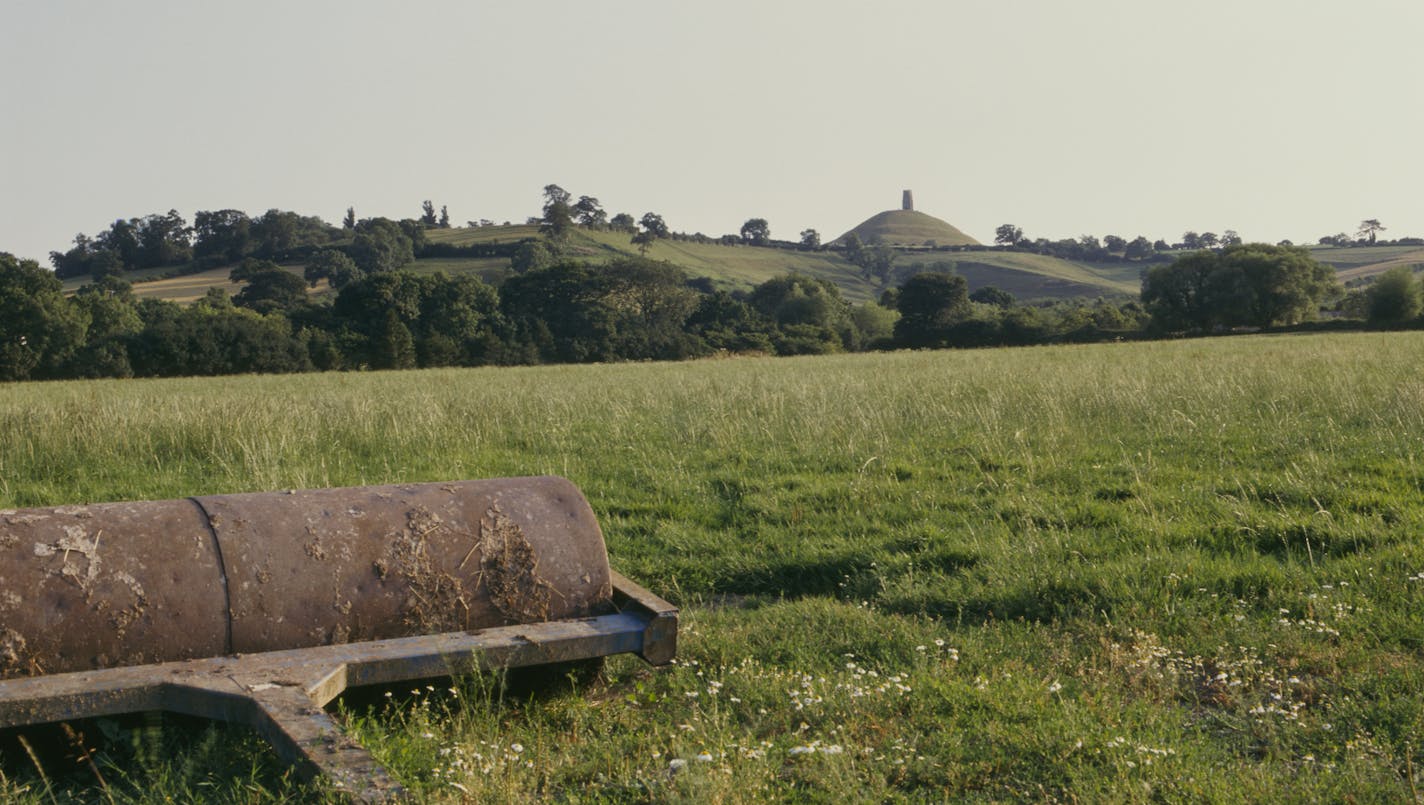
[510, 743, 523, 754]
[915, 645, 927, 652]
[1048, 680, 1063, 694]
[696, 753, 713, 762]
[789, 745, 815, 756]
[934, 638, 945, 647]
[669, 758, 687, 771]
[822, 744, 844, 755]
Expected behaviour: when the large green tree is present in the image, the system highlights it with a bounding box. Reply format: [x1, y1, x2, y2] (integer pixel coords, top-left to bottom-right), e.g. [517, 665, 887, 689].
[501, 258, 698, 362]
[747, 273, 857, 354]
[193, 209, 253, 263]
[740, 218, 771, 246]
[1358, 219, 1386, 244]
[574, 196, 606, 228]
[304, 248, 363, 289]
[0, 253, 89, 380]
[892, 272, 971, 347]
[994, 224, 1023, 246]
[231, 259, 310, 315]
[1366, 266, 1421, 324]
[1142, 243, 1339, 332]
[70, 276, 143, 377]
[349, 218, 415, 274]
[541, 185, 574, 240]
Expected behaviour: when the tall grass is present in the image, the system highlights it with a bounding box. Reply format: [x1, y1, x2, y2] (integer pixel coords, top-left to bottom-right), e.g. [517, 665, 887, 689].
[2, 332, 1423, 801]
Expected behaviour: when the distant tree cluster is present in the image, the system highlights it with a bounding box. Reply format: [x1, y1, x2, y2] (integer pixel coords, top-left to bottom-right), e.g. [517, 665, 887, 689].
[51, 209, 344, 280]
[1318, 219, 1423, 248]
[841, 233, 896, 284]
[991, 224, 1172, 262]
[1141, 243, 1339, 332]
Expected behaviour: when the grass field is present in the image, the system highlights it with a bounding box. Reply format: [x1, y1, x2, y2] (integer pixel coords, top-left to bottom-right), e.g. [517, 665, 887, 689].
[2, 332, 1423, 801]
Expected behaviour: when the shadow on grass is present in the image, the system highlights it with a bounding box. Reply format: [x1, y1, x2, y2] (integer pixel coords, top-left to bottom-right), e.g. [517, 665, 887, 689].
[882, 575, 1121, 626]
[711, 549, 979, 600]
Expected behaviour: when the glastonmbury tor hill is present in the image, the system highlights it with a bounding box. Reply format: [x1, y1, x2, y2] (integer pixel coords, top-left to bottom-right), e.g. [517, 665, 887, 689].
[834, 190, 981, 247]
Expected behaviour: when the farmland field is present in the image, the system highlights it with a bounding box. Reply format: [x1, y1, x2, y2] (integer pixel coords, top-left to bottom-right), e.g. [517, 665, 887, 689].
[2, 333, 1424, 801]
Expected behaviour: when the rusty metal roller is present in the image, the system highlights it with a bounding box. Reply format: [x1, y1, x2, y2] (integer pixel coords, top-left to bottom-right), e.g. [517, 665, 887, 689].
[0, 477, 613, 679]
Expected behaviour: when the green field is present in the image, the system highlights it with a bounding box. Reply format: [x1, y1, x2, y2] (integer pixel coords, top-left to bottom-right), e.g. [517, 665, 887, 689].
[2, 333, 1423, 801]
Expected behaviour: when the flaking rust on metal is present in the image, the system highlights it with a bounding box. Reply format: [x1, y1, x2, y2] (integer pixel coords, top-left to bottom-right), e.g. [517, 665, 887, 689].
[478, 504, 554, 623]
[30, 525, 150, 643]
[34, 526, 105, 590]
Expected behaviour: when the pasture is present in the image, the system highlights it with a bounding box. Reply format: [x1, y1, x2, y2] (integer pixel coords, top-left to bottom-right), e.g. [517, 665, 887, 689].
[1, 332, 1423, 801]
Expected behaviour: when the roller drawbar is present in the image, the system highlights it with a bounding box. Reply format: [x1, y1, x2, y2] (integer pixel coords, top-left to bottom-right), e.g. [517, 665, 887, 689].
[0, 477, 678, 801]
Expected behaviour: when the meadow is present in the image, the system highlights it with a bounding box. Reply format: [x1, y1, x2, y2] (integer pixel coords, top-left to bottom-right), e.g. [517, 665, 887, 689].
[1, 332, 1423, 801]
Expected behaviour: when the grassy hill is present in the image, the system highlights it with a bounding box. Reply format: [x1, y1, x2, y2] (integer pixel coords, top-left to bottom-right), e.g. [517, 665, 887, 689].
[420, 225, 1135, 301]
[834, 208, 981, 247]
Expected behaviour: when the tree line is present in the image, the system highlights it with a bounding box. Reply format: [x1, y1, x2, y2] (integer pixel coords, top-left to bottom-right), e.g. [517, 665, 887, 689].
[9, 235, 1417, 384]
[1, 245, 1161, 382]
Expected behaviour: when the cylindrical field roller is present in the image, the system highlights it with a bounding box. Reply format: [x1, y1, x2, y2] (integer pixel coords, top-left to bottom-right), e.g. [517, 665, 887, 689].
[0, 477, 613, 679]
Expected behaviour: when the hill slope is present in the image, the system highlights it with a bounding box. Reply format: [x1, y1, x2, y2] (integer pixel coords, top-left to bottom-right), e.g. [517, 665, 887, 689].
[1306, 245, 1424, 284]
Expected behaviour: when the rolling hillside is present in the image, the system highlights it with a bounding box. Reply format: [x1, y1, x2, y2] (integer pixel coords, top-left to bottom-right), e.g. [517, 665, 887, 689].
[63, 225, 1423, 306]
[421, 225, 1135, 301]
[1306, 244, 1424, 284]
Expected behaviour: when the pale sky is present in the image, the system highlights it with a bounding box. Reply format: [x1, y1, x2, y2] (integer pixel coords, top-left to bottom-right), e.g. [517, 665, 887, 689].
[3, 0, 1421, 264]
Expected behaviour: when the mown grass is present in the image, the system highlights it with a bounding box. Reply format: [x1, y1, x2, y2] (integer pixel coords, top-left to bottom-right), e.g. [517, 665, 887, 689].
[2, 333, 1424, 801]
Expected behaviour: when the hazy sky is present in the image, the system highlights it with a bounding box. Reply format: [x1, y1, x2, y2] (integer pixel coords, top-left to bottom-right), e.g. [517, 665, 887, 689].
[3, 0, 1421, 264]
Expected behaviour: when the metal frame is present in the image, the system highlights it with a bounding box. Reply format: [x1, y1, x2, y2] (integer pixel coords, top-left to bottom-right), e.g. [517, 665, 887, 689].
[0, 571, 676, 803]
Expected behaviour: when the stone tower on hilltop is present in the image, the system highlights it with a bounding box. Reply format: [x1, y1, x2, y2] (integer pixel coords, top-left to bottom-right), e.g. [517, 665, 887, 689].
[833, 190, 981, 247]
